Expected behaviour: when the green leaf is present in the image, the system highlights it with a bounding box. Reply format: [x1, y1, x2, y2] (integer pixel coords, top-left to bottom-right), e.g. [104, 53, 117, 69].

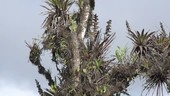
[70, 17, 77, 32]
[103, 85, 107, 93]
[115, 46, 128, 63]
[94, 59, 102, 69]
[83, 68, 87, 73]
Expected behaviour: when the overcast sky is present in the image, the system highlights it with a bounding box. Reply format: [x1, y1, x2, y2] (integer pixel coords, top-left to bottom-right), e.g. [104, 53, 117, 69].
[0, 0, 170, 96]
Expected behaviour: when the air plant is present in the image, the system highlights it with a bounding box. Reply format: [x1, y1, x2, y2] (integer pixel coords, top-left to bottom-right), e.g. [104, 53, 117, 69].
[126, 21, 154, 57]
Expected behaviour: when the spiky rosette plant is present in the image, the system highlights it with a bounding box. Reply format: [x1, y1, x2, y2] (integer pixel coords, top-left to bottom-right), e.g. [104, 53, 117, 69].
[148, 23, 170, 54]
[142, 51, 170, 96]
[126, 21, 156, 73]
[126, 21, 154, 57]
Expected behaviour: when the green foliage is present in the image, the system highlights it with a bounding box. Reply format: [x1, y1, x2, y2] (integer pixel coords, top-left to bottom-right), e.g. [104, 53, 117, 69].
[70, 16, 77, 32]
[96, 85, 107, 94]
[115, 46, 128, 63]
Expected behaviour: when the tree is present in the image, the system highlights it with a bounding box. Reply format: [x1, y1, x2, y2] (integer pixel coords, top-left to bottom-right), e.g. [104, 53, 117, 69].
[27, 0, 170, 96]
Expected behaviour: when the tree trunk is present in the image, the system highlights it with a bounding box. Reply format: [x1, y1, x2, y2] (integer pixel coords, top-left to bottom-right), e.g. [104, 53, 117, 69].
[70, 0, 91, 94]
[77, 0, 91, 40]
[70, 32, 81, 88]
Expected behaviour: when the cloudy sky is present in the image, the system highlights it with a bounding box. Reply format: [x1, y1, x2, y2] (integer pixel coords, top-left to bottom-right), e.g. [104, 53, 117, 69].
[0, 0, 170, 96]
